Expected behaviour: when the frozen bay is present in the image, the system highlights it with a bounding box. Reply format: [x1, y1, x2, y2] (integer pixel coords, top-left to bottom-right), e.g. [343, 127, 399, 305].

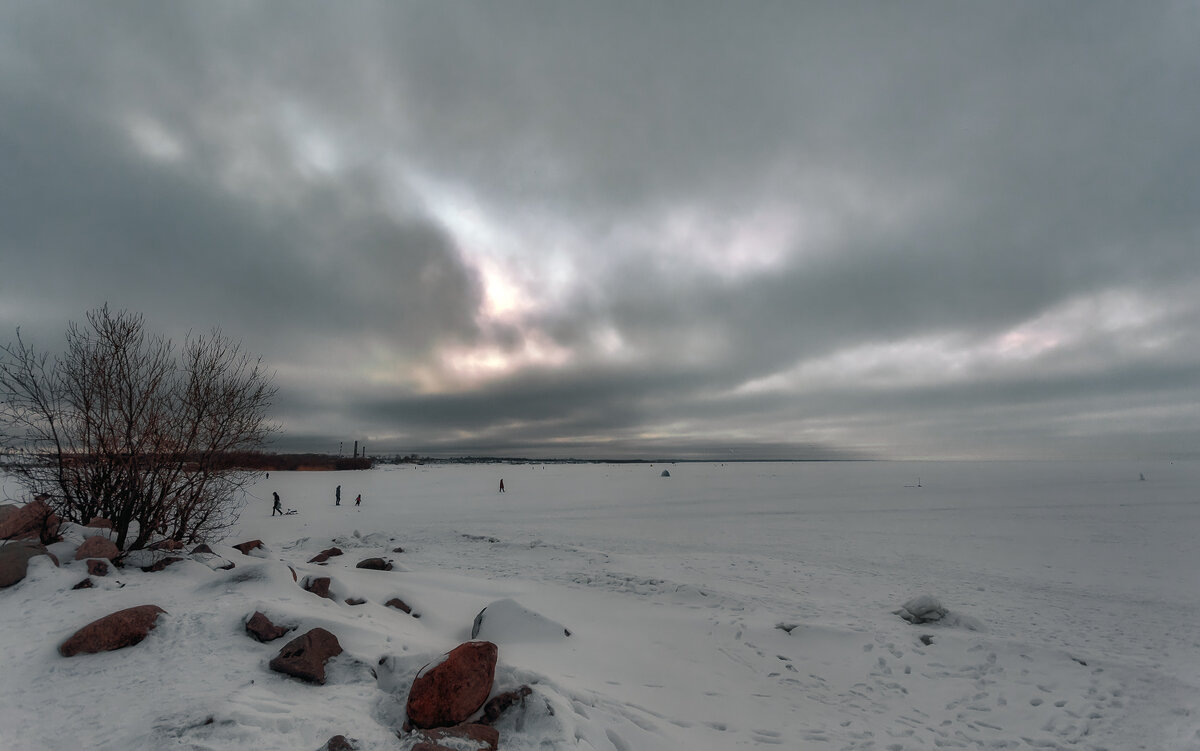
[3, 460, 1199, 749]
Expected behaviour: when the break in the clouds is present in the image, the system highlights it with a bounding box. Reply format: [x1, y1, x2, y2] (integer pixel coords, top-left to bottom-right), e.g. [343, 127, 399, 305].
[2, 2, 1198, 460]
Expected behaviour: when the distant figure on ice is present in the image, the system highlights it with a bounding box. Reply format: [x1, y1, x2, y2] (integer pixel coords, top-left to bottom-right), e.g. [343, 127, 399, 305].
[499, 478, 505, 493]
[336, 485, 341, 506]
[272, 491, 282, 516]
[355, 493, 362, 507]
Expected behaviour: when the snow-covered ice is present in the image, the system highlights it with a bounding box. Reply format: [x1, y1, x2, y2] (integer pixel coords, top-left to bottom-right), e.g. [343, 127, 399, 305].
[3, 460, 1199, 750]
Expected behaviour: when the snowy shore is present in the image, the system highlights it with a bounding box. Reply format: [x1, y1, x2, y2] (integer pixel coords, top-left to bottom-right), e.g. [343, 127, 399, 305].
[3, 460, 1199, 750]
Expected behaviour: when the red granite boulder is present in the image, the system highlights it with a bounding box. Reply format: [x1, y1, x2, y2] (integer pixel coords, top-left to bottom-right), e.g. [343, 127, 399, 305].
[308, 546, 343, 564]
[0, 540, 58, 588]
[405, 641, 498, 729]
[232, 539, 264, 556]
[482, 685, 533, 724]
[86, 559, 109, 576]
[141, 556, 184, 573]
[59, 605, 167, 656]
[323, 735, 356, 751]
[0, 501, 59, 541]
[303, 576, 334, 600]
[268, 627, 343, 684]
[385, 597, 413, 614]
[245, 611, 292, 642]
[355, 557, 392, 571]
[74, 536, 120, 562]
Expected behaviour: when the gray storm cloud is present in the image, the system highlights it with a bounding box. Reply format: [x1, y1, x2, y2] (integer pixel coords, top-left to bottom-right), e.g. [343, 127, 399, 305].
[2, 2, 1198, 459]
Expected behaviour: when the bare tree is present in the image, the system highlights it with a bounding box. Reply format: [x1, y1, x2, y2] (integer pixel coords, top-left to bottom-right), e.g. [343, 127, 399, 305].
[0, 306, 276, 550]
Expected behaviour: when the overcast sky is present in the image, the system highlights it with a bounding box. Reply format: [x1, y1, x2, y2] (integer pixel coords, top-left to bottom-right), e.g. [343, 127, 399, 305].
[2, 2, 1198, 460]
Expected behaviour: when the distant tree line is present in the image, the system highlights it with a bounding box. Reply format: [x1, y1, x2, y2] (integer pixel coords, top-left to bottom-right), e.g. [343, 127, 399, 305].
[227, 452, 373, 471]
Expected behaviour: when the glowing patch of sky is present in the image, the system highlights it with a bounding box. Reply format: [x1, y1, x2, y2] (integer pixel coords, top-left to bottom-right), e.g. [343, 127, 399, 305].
[125, 113, 186, 163]
[734, 286, 1180, 396]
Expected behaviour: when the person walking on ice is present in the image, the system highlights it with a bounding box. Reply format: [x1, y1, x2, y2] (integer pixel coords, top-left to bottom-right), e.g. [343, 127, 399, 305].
[499, 478, 505, 493]
[336, 485, 341, 506]
[272, 491, 283, 516]
[355, 493, 362, 507]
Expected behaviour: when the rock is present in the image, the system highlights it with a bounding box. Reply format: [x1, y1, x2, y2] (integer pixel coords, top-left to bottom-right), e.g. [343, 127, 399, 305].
[303, 576, 333, 600]
[141, 556, 184, 573]
[268, 627, 343, 684]
[322, 735, 356, 751]
[308, 546, 343, 564]
[86, 559, 110, 577]
[0, 540, 58, 588]
[895, 594, 947, 624]
[355, 557, 392, 571]
[414, 724, 499, 751]
[405, 641, 498, 729]
[59, 604, 167, 656]
[148, 539, 185, 551]
[191, 544, 215, 555]
[232, 539, 264, 556]
[0, 501, 59, 541]
[470, 599, 570, 644]
[482, 686, 533, 724]
[385, 598, 413, 614]
[74, 536, 121, 562]
[120, 549, 176, 569]
[86, 517, 113, 530]
[345, 597, 367, 606]
[245, 611, 291, 642]
[660, 469, 670, 477]
[392, 546, 405, 553]
[192, 551, 235, 571]
[72, 578, 94, 590]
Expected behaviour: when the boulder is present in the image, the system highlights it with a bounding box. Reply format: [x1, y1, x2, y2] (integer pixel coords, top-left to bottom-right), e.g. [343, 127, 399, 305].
[245, 611, 292, 642]
[148, 539, 185, 551]
[303, 576, 333, 600]
[85, 517, 113, 530]
[72, 578, 94, 590]
[895, 594, 947, 624]
[86, 559, 109, 577]
[141, 556, 184, 573]
[232, 539, 265, 556]
[322, 735, 356, 751]
[660, 469, 670, 477]
[385, 598, 413, 614]
[269, 627, 343, 684]
[405, 641, 498, 729]
[471, 599, 570, 643]
[192, 551, 235, 571]
[345, 597, 367, 606]
[74, 536, 121, 562]
[482, 685, 533, 724]
[355, 557, 392, 571]
[58, 604, 167, 656]
[191, 544, 215, 555]
[414, 724, 499, 751]
[308, 547, 343, 564]
[0, 540, 58, 588]
[0, 501, 59, 541]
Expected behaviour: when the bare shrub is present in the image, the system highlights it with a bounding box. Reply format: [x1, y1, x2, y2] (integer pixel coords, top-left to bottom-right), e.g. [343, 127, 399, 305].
[1, 306, 276, 550]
